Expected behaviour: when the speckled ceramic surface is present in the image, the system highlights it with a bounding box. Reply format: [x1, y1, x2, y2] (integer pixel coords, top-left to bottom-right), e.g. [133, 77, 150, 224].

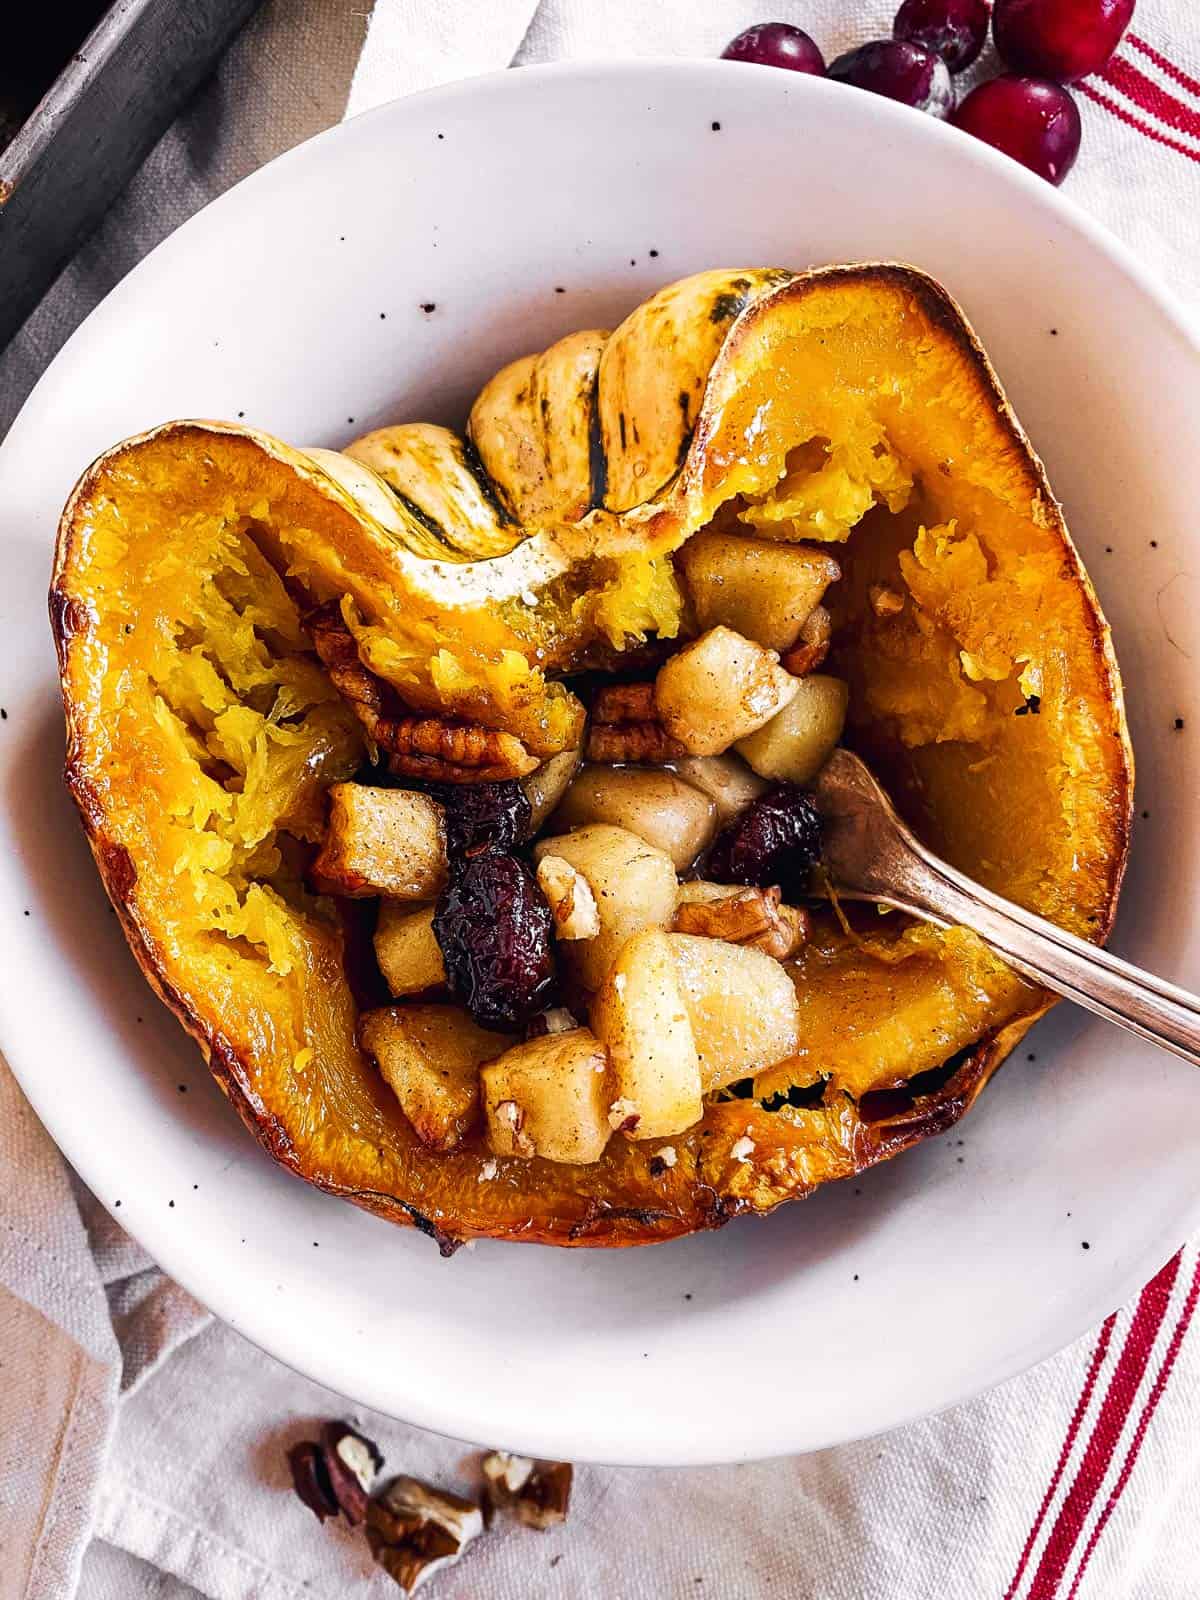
[1, 61, 1199, 1464]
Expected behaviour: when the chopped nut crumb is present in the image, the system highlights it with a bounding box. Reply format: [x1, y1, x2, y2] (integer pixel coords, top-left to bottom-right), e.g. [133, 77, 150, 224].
[494, 1100, 535, 1159]
[608, 1097, 640, 1133]
[543, 1007, 579, 1034]
[648, 1143, 678, 1179]
[525, 1006, 580, 1040]
[869, 584, 905, 617]
[479, 1158, 499, 1182]
[781, 604, 832, 677]
[730, 1135, 756, 1163]
[536, 855, 601, 941]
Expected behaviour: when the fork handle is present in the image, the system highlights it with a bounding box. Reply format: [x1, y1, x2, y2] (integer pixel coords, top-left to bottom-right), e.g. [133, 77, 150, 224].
[880, 848, 1200, 1069]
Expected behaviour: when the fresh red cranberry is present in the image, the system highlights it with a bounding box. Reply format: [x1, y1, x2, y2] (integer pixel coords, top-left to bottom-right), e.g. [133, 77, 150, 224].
[952, 75, 1081, 182]
[721, 22, 826, 75]
[993, 0, 1135, 83]
[893, 0, 991, 72]
[828, 39, 955, 118]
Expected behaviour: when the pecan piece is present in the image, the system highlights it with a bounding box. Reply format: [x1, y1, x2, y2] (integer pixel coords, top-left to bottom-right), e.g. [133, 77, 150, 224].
[591, 681, 657, 723]
[586, 721, 689, 763]
[672, 885, 809, 960]
[306, 603, 536, 781]
[287, 1421, 383, 1526]
[386, 717, 537, 783]
[586, 679, 688, 764]
[481, 1452, 574, 1529]
[366, 1475, 484, 1594]
[781, 604, 832, 678]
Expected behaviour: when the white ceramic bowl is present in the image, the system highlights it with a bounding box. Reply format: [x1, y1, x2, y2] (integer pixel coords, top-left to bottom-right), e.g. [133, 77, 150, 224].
[2, 61, 1199, 1465]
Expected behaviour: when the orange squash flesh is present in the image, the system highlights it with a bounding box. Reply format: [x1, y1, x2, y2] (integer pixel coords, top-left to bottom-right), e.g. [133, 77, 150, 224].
[51, 266, 1131, 1249]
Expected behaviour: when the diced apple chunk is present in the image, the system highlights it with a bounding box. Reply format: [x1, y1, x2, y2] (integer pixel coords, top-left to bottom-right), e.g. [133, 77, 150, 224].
[590, 929, 703, 1140]
[678, 531, 841, 651]
[669, 754, 768, 827]
[311, 784, 447, 899]
[667, 933, 801, 1092]
[735, 673, 848, 784]
[360, 1004, 510, 1152]
[481, 1027, 612, 1164]
[548, 765, 717, 870]
[653, 627, 799, 756]
[536, 855, 601, 941]
[521, 747, 582, 832]
[374, 902, 446, 996]
[532, 824, 677, 990]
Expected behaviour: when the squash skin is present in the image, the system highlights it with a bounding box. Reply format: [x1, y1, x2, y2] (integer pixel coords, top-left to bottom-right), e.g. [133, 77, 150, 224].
[50, 264, 1132, 1249]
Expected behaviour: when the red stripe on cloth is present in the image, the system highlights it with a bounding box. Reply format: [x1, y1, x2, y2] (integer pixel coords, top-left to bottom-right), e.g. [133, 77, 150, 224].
[1127, 34, 1200, 101]
[1100, 57, 1200, 138]
[1065, 1253, 1200, 1600]
[1079, 83, 1200, 166]
[1026, 1251, 1183, 1600]
[1002, 1317, 1117, 1600]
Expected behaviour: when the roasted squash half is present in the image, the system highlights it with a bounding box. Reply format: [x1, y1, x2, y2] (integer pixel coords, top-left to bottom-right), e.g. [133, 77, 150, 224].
[51, 265, 1131, 1250]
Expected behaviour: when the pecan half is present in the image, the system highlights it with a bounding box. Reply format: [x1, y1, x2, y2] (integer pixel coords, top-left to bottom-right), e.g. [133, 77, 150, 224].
[386, 717, 537, 782]
[586, 721, 689, 763]
[781, 604, 832, 678]
[672, 885, 809, 960]
[585, 678, 688, 764]
[591, 681, 657, 723]
[481, 1452, 574, 1529]
[306, 603, 536, 781]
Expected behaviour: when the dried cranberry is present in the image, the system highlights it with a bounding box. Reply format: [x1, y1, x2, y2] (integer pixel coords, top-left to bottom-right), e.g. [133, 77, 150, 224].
[426, 779, 532, 859]
[433, 854, 556, 1028]
[705, 784, 822, 898]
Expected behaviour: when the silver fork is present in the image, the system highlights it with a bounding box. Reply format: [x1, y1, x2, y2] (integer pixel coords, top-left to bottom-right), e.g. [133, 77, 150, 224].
[812, 748, 1200, 1067]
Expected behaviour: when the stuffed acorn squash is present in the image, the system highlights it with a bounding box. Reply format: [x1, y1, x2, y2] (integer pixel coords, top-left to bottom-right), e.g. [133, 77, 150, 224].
[51, 264, 1131, 1250]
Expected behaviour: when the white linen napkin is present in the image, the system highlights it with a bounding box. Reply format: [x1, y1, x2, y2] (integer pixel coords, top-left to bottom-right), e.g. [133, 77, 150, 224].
[350, 0, 1200, 308]
[6, 2, 1200, 1598]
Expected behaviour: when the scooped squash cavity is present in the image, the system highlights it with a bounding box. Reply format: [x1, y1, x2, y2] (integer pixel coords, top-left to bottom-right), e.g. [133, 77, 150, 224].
[51, 264, 1130, 1248]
